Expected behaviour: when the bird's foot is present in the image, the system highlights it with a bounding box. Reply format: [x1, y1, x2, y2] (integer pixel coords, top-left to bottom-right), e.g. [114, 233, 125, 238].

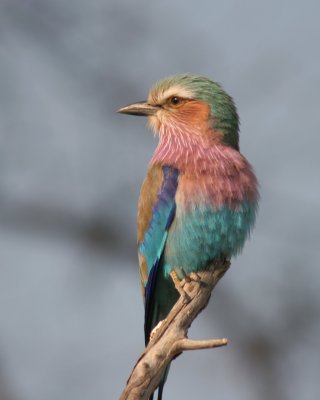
[180, 267, 191, 283]
[180, 268, 202, 293]
[189, 271, 201, 282]
[170, 270, 191, 303]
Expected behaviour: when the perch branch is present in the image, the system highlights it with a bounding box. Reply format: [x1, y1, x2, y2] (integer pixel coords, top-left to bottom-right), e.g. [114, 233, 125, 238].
[119, 260, 230, 400]
[173, 338, 228, 352]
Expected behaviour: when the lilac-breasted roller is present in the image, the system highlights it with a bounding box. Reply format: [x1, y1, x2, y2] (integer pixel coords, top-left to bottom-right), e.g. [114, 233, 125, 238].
[118, 74, 259, 399]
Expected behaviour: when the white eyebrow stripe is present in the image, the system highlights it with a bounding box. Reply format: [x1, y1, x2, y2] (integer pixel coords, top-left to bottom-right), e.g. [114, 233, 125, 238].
[148, 85, 193, 104]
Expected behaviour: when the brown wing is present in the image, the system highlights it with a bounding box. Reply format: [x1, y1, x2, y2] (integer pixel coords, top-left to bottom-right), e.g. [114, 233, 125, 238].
[137, 164, 164, 300]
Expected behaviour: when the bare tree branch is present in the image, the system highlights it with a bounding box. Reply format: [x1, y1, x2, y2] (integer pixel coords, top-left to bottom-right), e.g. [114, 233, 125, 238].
[119, 260, 230, 400]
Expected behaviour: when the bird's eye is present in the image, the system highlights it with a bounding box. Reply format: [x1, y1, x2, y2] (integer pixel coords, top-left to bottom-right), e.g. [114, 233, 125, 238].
[169, 96, 181, 106]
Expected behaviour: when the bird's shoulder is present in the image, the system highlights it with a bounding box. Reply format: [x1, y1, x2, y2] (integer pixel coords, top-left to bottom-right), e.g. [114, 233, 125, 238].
[137, 164, 179, 298]
[137, 164, 180, 242]
[137, 164, 164, 245]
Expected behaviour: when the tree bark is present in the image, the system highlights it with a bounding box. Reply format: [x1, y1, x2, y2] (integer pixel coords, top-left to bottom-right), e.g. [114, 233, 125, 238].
[119, 260, 230, 400]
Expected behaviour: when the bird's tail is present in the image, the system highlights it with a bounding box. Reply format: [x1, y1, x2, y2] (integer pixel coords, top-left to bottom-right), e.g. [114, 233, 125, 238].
[149, 364, 170, 400]
[157, 366, 168, 400]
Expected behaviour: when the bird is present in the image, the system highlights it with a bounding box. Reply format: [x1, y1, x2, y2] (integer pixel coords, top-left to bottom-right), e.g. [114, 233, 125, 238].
[118, 74, 259, 400]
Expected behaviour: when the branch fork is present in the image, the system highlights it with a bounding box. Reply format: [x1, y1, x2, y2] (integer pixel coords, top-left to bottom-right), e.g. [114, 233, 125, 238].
[120, 260, 230, 400]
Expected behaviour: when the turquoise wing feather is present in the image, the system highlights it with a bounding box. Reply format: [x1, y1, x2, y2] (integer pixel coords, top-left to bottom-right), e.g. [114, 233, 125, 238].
[137, 165, 179, 345]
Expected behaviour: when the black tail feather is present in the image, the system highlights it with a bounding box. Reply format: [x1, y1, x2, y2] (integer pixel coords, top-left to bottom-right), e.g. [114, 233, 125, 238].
[157, 376, 165, 400]
[148, 364, 170, 400]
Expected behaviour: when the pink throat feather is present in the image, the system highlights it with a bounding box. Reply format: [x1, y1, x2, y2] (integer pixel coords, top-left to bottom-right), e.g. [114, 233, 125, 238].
[150, 120, 215, 169]
[150, 121, 258, 208]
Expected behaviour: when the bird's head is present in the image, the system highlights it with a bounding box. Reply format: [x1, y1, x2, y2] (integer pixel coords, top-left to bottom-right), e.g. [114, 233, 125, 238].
[118, 74, 239, 150]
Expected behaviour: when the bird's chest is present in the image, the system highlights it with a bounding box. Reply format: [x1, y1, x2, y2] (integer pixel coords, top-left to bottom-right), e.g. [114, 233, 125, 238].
[163, 171, 256, 274]
[175, 170, 232, 211]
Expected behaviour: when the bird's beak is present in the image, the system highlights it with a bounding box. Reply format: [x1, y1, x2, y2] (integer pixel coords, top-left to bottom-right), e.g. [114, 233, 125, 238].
[117, 101, 160, 116]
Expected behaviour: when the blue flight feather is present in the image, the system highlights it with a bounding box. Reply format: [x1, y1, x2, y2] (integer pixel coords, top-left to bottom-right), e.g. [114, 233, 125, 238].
[140, 165, 179, 345]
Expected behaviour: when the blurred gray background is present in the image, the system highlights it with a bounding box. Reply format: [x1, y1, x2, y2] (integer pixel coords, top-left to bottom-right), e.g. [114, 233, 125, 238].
[0, 0, 319, 399]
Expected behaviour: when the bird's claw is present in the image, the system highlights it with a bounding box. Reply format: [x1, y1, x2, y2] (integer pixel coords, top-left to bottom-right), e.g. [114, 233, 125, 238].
[170, 269, 202, 302]
[189, 271, 201, 282]
[180, 267, 191, 283]
[170, 270, 190, 302]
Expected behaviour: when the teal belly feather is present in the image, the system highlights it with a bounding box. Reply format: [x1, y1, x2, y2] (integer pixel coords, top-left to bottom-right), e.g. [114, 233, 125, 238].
[163, 201, 257, 276]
